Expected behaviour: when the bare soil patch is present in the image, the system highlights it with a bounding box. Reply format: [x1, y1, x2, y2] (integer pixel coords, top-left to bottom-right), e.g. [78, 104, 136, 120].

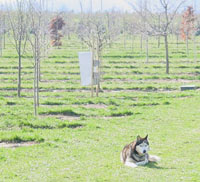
[41, 114, 80, 121]
[104, 79, 199, 83]
[83, 104, 107, 109]
[0, 142, 38, 148]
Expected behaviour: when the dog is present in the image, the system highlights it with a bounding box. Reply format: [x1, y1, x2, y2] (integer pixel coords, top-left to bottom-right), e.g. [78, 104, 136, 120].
[120, 135, 160, 168]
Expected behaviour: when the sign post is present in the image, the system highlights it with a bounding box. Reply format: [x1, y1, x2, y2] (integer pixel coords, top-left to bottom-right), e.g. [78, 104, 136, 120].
[78, 52, 100, 97]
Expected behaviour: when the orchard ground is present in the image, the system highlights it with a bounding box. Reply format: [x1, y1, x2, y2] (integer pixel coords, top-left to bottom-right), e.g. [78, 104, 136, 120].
[0, 36, 200, 181]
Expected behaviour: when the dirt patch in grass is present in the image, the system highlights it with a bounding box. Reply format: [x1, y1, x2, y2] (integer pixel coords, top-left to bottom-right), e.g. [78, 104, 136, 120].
[83, 104, 107, 109]
[0, 142, 38, 148]
[103, 88, 177, 93]
[149, 79, 198, 83]
[104, 79, 198, 83]
[40, 79, 71, 83]
[21, 89, 33, 92]
[103, 116, 126, 119]
[57, 115, 80, 121]
[41, 114, 80, 121]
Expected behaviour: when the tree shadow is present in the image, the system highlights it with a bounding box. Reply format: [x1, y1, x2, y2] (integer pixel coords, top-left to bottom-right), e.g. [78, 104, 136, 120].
[42, 109, 83, 117]
[67, 123, 85, 129]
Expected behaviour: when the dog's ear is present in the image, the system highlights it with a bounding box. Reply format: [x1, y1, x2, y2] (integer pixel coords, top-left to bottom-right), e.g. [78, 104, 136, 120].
[144, 134, 148, 139]
[137, 135, 141, 141]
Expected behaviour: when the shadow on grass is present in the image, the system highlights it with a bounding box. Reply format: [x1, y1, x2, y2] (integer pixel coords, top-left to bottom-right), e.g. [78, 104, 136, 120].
[42, 101, 64, 106]
[110, 111, 133, 117]
[67, 123, 84, 129]
[6, 101, 16, 105]
[19, 121, 84, 130]
[41, 109, 83, 117]
[144, 162, 176, 170]
[19, 122, 55, 129]
[0, 135, 44, 143]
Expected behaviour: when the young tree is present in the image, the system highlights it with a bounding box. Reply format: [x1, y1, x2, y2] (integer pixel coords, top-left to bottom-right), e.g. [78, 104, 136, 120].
[0, 13, 5, 56]
[106, 11, 120, 48]
[8, 0, 29, 97]
[0, 6, 7, 55]
[128, 0, 186, 74]
[128, 0, 150, 62]
[28, 0, 49, 116]
[77, 14, 104, 96]
[180, 6, 195, 56]
[122, 14, 128, 49]
[77, 13, 119, 95]
[158, 0, 186, 74]
[171, 15, 182, 49]
[127, 13, 139, 52]
[62, 12, 76, 40]
[49, 15, 65, 48]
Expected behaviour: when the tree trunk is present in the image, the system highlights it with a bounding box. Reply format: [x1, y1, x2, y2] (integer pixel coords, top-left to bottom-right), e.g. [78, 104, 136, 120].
[158, 15, 161, 48]
[34, 57, 37, 116]
[0, 35, 2, 57]
[123, 32, 126, 49]
[157, 36, 160, 48]
[164, 34, 169, 74]
[3, 33, 5, 49]
[140, 34, 143, 52]
[3, 16, 5, 49]
[37, 58, 40, 106]
[176, 34, 179, 49]
[18, 43, 21, 97]
[131, 34, 134, 52]
[109, 36, 112, 48]
[34, 36, 39, 116]
[146, 36, 149, 63]
[193, 34, 197, 62]
[186, 33, 189, 56]
[123, 17, 126, 49]
[39, 58, 41, 82]
[36, 35, 40, 107]
[34, 67, 37, 116]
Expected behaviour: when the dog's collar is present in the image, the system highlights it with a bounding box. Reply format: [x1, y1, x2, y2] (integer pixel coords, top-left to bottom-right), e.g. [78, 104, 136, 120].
[134, 153, 145, 158]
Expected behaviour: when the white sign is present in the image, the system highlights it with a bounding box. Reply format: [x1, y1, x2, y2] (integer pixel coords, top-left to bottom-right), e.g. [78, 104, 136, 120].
[78, 52, 93, 86]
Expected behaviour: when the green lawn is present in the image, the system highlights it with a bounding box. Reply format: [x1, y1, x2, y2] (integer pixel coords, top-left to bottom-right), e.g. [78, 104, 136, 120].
[0, 35, 200, 181]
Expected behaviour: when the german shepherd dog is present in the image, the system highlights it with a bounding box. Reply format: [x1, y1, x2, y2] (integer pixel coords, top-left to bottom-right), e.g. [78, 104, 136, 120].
[120, 135, 160, 168]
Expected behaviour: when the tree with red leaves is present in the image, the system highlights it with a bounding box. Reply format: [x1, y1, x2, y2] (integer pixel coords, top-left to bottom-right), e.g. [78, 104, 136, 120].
[180, 6, 195, 55]
[49, 16, 65, 47]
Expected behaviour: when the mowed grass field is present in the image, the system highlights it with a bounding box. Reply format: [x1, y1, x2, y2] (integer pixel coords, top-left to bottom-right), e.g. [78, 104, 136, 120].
[0, 35, 200, 182]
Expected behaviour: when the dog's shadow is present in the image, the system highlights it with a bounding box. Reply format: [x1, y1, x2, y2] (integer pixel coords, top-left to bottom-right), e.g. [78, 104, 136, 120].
[143, 162, 176, 170]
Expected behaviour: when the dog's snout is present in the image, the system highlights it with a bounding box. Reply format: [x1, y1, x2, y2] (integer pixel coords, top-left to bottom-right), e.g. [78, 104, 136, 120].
[143, 150, 146, 153]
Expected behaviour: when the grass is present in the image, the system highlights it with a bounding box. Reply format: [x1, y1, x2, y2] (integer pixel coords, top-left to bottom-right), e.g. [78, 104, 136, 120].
[0, 35, 200, 181]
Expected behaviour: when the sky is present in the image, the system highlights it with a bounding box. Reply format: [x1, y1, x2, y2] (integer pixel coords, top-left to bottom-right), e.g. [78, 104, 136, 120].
[1, 0, 199, 13]
[49, 0, 199, 12]
[50, 0, 132, 12]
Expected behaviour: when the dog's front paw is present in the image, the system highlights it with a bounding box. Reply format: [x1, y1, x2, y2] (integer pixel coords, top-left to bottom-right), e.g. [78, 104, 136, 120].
[125, 162, 138, 168]
[149, 155, 161, 162]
